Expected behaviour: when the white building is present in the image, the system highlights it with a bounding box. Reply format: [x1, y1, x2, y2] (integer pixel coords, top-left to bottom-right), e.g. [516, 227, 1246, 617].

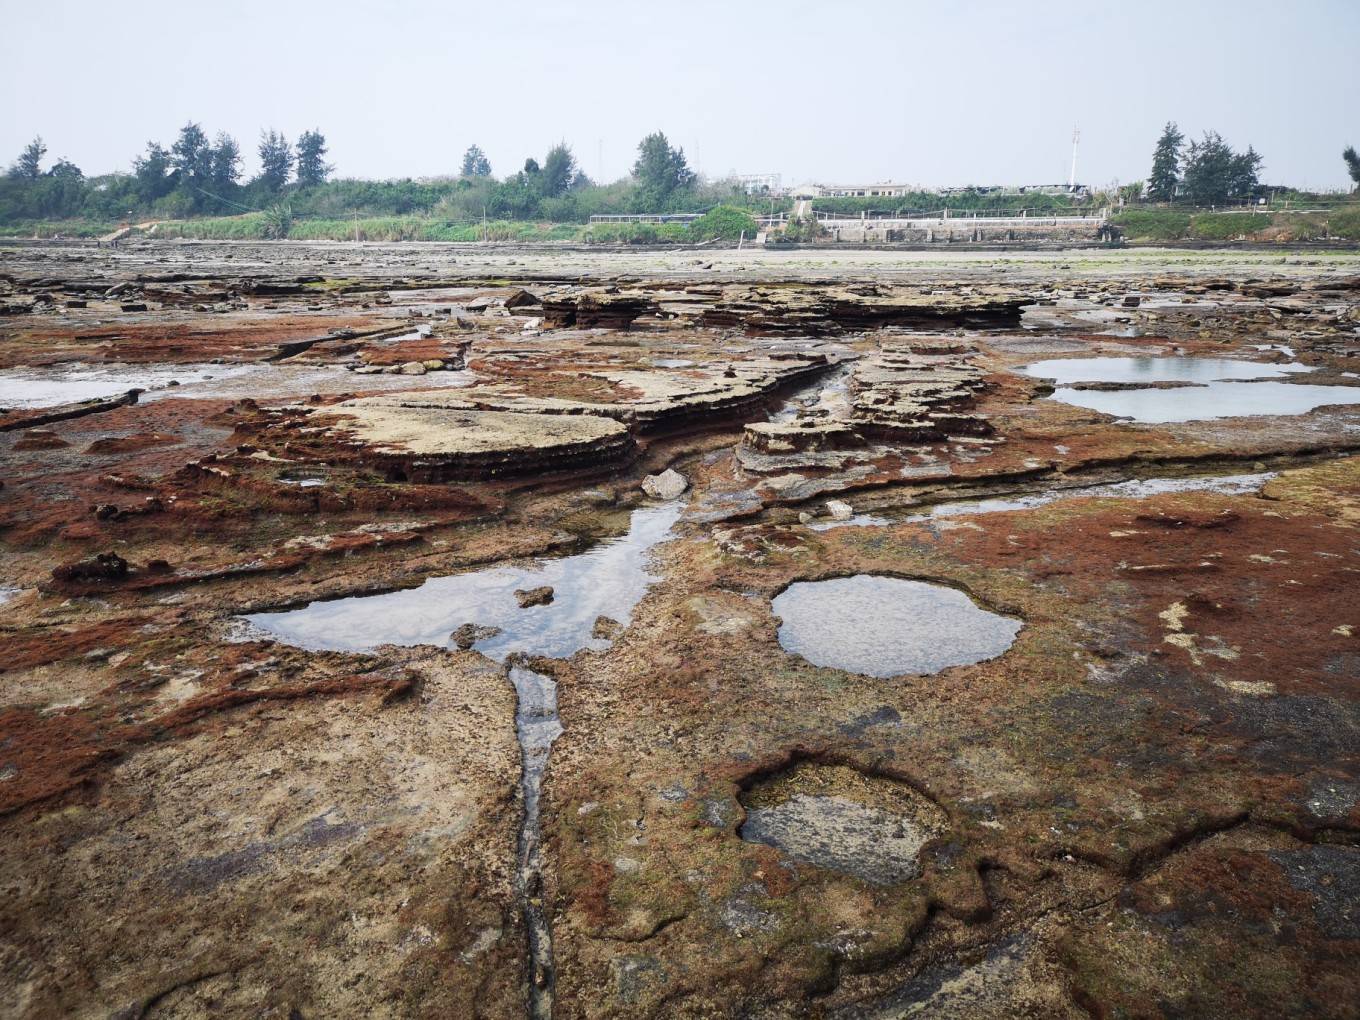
[729, 173, 783, 194]
[793, 182, 917, 199]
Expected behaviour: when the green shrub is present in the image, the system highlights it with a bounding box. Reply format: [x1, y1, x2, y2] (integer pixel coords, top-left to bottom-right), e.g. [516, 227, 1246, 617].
[262, 203, 293, 239]
[778, 218, 827, 243]
[585, 221, 689, 244]
[1327, 208, 1360, 240]
[687, 204, 758, 241]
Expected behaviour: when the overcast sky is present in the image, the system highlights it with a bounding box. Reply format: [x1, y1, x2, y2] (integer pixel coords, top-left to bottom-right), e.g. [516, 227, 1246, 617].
[3, 0, 1357, 191]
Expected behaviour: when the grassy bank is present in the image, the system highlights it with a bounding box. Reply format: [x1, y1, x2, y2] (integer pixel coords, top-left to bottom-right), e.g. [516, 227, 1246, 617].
[1114, 208, 1360, 242]
[0, 219, 118, 238]
[148, 215, 584, 243]
[134, 204, 762, 245]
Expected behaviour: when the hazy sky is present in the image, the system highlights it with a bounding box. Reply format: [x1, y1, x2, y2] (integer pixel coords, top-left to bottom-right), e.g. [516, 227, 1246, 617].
[3, 0, 1357, 190]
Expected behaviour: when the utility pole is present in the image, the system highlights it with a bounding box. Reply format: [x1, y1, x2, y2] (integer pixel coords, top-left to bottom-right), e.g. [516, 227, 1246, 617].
[353, 208, 359, 244]
[1068, 126, 1080, 191]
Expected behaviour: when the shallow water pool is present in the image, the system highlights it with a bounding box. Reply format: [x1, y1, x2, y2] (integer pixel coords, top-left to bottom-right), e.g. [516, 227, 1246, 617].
[772, 575, 1021, 677]
[243, 502, 681, 659]
[1020, 356, 1360, 423]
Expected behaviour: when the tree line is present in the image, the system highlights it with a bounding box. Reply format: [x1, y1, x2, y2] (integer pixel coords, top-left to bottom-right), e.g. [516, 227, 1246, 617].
[440, 132, 700, 222]
[1145, 124, 1360, 205]
[1145, 123, 1264, 205]
[2, 123, 331, 223]
[8, 121, 1355, 228]
[1, 126, 714, 226]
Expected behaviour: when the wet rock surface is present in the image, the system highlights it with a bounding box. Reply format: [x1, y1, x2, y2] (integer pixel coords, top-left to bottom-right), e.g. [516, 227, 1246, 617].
[738, 762, 949, 884]
[1, 241, 1359, 1017]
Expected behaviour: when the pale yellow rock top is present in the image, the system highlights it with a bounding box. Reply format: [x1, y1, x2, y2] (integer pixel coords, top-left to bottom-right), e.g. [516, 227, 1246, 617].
[329, 404, 628, 455]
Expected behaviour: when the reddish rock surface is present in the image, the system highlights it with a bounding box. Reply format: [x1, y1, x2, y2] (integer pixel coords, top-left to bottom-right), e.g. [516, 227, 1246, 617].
[1, 241, 1358, 1017]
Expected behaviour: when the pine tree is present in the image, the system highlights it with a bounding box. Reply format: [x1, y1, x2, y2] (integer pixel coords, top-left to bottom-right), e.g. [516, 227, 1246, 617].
[133, 142, 174, 203]
[632, 132, 694, 210]
[540, 143, 577, 198]
[9, 136, 47, 179]
[170, 122, 212, 182]
[460, 144, 491, 177]
[295, 130, 331, 187]
[1182, 131, 1260, 205]
[47, 158, 82, 181]
[1344, 146, 1360, 190]
[257, 130, 293, 192]
[1229, 145, 1263, 200]
[1147, 122, 1183, 202]
[210, 133, 241, 190]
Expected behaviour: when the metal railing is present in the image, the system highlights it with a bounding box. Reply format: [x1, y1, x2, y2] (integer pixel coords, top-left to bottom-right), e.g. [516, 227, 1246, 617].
[805, 208, 1110, 225]
[812, 207, 1104, 221]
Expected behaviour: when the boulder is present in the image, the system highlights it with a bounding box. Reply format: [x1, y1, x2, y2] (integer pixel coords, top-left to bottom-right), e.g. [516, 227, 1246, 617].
[825, 499, 854, 521]
[503, 289, 542, 310]
[642, 469, 688, 500]
[399, 361, 427, 375]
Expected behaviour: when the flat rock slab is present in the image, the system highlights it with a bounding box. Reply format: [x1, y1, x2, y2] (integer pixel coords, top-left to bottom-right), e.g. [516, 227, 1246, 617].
[322, 401, 636, 480]
[334, 402, 628, 456]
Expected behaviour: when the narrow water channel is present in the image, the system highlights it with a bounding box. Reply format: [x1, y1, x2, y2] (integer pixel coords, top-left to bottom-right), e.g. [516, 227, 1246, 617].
[767, 360, 854, 423]
[511, 663, 561, 1018]
[809, 470, 1277, 531]
[0, 360, 475, 409]
[241, 502, 682, 1017]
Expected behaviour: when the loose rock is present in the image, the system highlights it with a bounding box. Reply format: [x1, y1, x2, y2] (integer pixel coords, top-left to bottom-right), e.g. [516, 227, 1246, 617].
[515, 586, 554, 608]
[642, 469, 688, 500]
[451, 623, 503, 650]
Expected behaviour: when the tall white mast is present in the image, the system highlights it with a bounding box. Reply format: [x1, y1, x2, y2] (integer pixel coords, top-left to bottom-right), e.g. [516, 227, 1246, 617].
[1068, 126, 1080, 190]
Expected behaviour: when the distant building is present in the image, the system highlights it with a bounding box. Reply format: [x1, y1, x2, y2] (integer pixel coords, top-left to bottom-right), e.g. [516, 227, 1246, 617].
[790, 181, 1089, 200]
[729, 173, 783, 194]
[794, 182, 917, 199]
[939, 184, 1090, 198]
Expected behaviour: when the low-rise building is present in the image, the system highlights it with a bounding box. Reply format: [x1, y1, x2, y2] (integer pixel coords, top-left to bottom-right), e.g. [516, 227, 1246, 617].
[794, 182, 917, 199]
